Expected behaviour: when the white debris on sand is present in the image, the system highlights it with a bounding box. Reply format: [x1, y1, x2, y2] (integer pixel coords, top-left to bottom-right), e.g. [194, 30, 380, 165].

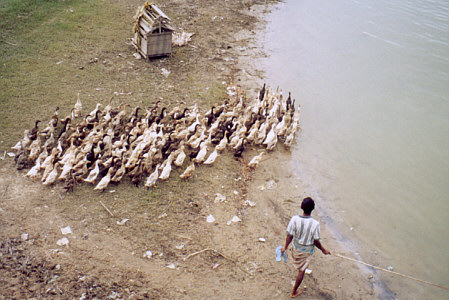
[57, 237, 69, 246]
[61, 226, 72, 235]
[116, 219, 129, 225]
[107, 291, 120, 299]
[231, 216, 241, 222]
[172, 31, 194, 46]
[226, 216, 242, 225]
[206, 214, 215, 223]
[143, 250, 152, 259]
[227, 215, 241, 225]
[226, 86, 236, 97]
[214, 193, 227, 203]
[244, 199, 256, 207]
[160, 68, 170, 78]
[166, 263, 176, 269]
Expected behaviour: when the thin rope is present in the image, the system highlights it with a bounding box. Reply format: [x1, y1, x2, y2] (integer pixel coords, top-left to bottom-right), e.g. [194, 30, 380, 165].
[332, 253, 449, 291]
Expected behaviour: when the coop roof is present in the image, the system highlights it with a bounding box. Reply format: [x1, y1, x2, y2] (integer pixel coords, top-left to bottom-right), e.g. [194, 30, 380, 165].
[134, 2, 174, 35]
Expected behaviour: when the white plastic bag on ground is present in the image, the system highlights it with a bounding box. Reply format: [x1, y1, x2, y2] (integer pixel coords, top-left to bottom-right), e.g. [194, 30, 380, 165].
[206, 214, 215, 223]
[57, 237, 69, 246]
[61, 226, 72, 235]
[172, 31, 194, 46]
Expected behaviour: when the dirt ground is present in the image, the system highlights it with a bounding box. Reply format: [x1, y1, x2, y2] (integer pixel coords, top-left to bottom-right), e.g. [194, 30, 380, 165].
[0, 0, 380, 299]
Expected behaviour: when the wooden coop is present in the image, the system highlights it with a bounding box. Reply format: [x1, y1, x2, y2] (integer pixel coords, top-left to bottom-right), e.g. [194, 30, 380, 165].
[132, 3, 174, 58]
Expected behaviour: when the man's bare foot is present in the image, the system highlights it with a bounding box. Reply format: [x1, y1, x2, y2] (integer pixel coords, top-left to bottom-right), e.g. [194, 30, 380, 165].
[290, 288, 303, 298]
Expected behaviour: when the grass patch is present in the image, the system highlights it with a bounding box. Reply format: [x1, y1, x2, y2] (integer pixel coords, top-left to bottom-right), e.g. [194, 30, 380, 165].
[0, 0, 66, 32]
[0, 0, 232, 214]
[200, 80, 228, 107]
[1, 0, 229, 147]
[0, 0, 132, 144]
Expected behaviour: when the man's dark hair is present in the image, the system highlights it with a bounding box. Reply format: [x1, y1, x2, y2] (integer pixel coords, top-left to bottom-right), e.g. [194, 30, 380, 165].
[301, 197, 315, 214]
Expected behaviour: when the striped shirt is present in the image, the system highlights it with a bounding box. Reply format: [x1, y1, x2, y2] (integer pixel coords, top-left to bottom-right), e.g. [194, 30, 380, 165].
[286, 215, 320, 253]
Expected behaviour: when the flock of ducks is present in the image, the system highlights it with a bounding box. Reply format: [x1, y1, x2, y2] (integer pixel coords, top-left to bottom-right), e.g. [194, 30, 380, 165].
[11, 84, 300, 192]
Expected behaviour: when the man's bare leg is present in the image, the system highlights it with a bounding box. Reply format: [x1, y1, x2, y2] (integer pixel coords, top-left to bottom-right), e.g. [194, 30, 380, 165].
[291, 269, 305, 298]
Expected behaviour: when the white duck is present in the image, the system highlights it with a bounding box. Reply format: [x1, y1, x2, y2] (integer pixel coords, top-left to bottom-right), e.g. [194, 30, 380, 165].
[72, 156, 88, 178]
[20, 130, 31, 150]
[159, 155, 173, 180]
[83, 160, 100, 184]
[43, 132, 55, 150]
[94, 167, 113, 191]
[193, 142, 208, 163]
[58, 162, 73, 181]
[203, 148, 218, 165]
[28, 137, 41, 162]
[87, 103, 102, 121]
[74, 93, 83, 117]
[227, 131, 241, 149]
[263, 124, 278, 151]
[43, 163, 60, 185]
[111, 161, 126, 182]
[186, 126, 201, 144]
[248, 151, 265, 169]
[41, 148, 59, 179]
[292, 108, 301, 124]
[188, 128, 206, 149]
[173, 144, 186, 167]
[179, 162, 195, 179]
[11, 140, 23, 152]
[25, 158, 41, 179]
[284, 130, 296, 147]
[37, 148, 48, 163]
[207, 116, 222, 136]
[60, 140, 77, 166]
[215, 135, 228, 152]
[57, 140, 63, 154]
[174, 126, 190, 141]
[276, 115, 287, 136]
[246, 120, 260, 143]
[145, 164, 161, 188]
[254, 122, 267, 145]
[187, 115, 200, 132]
[158, 151, 172, 170]
[232, 137, 246, 150]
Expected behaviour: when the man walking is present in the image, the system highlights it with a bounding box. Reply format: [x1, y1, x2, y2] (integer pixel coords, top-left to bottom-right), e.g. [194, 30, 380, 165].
[282, 197, 331, 298]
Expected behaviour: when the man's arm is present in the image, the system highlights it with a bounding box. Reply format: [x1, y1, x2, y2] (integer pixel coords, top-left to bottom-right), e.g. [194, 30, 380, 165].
[314, 239, 331, 255]
[282, 234, 293, 254]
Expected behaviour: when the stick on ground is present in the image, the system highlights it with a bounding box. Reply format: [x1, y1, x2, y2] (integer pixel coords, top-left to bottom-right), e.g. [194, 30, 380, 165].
[184, 247, 252, 276]
[0, 39, 18, 46]
[100, 201, 114, 217]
